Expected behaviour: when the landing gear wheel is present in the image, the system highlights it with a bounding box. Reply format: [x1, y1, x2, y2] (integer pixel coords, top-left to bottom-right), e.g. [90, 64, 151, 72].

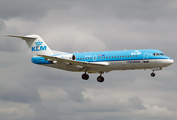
[97, 76, 104, 82]
[82, 73, 89, 80]
[151, 73, 155, 77]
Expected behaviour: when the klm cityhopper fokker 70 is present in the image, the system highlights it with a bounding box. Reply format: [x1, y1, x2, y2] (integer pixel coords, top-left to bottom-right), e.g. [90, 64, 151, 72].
[6, 34, 174, 82]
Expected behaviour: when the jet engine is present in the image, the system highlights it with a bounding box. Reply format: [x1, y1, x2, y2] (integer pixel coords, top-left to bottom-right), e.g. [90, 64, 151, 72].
[57, 54, 76, 60]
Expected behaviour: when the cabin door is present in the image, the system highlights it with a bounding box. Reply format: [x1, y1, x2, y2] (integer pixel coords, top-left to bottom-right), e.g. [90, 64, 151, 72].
[93, 55, 97, 61]
[143, 53, 149, 63]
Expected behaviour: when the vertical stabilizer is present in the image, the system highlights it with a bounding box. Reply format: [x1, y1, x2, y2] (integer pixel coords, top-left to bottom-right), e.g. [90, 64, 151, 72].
[5, 34, 53, 56]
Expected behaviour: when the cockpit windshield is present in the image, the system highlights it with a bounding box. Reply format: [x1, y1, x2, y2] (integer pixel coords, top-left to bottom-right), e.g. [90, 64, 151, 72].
[153, 53, 165, 56]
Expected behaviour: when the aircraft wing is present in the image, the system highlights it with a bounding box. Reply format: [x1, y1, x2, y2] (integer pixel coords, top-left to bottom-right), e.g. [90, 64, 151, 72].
[38, 55, 109, 68]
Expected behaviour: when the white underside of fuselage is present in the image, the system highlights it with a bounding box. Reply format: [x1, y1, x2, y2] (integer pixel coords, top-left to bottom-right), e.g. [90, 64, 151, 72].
[39, 59, 173, 73]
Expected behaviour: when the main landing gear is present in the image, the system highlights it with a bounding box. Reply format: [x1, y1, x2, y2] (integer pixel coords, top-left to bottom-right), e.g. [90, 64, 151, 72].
[97, 76, 104, 82]
[81, 73, 104, 82]
[82, 73, 89, 80]
[97, 73, 104, 83]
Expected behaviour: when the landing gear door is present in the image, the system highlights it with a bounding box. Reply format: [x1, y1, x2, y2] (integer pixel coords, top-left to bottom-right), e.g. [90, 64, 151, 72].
[143, 53, 149, 63]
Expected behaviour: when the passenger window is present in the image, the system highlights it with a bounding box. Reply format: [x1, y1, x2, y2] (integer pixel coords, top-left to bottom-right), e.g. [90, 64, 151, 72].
[112, 56, 113, 58]
[153, 53, 155, 56]
[114, 56, 116, 58]
[120, 56, 121, 58]
[106, 57, 108, 59]
[125, 56, 126, 58]
[117, 56, 119, 58]
[122, 56, 124, 58]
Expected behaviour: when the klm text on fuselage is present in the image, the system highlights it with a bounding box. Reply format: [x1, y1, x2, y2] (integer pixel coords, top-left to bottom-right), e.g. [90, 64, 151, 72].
[32, 40, 47, 51]
[31, 46, 47, 51]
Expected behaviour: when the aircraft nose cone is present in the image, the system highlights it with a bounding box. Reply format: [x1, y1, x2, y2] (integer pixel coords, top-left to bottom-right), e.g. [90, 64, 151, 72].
[167, 59, 174, 65]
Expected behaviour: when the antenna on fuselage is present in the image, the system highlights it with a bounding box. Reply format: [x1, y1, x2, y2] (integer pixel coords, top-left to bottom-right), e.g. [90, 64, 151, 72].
[124, 48, 126, 50]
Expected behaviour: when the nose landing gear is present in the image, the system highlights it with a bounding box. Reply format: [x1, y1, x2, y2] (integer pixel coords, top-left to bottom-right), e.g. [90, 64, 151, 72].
[151, 71, 155, 77]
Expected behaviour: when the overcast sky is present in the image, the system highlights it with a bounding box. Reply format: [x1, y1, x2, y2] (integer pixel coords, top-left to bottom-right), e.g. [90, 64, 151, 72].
[0, 0, 177, 120]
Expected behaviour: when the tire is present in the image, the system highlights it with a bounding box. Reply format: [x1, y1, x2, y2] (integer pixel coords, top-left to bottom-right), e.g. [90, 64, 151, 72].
[151, 73, 155, 77]
[82, 73, 89, 80]
[97, 76, 104, 82]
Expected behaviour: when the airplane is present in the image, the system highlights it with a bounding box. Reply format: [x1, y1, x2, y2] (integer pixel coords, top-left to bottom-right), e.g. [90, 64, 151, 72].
[6, 34, 174, 82]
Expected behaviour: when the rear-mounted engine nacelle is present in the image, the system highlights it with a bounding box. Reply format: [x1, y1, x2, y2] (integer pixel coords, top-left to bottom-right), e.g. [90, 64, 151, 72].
[58, 54, 76, 60]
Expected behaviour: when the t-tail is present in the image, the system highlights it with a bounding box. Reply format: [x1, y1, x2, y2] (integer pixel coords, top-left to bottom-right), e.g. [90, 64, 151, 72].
[5, 34, 53, 56]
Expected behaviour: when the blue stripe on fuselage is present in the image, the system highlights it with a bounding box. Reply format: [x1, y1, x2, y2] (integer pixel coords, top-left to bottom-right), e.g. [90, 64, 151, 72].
[72, 49, 170, 62]
[32, 49, 171, 64]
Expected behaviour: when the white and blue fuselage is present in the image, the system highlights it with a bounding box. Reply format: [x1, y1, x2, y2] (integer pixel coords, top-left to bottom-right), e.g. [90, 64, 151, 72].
[7, 34, 174, 82]
[32, 49, 173, 73]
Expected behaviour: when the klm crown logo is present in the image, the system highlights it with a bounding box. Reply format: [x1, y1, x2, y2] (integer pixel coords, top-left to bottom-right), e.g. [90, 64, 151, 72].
[32, 40, 47, 52]
[35, 40, 43, 46]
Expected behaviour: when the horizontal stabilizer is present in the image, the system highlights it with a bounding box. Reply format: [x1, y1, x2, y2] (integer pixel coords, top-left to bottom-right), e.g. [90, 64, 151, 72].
[4, 35, 36, 40]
